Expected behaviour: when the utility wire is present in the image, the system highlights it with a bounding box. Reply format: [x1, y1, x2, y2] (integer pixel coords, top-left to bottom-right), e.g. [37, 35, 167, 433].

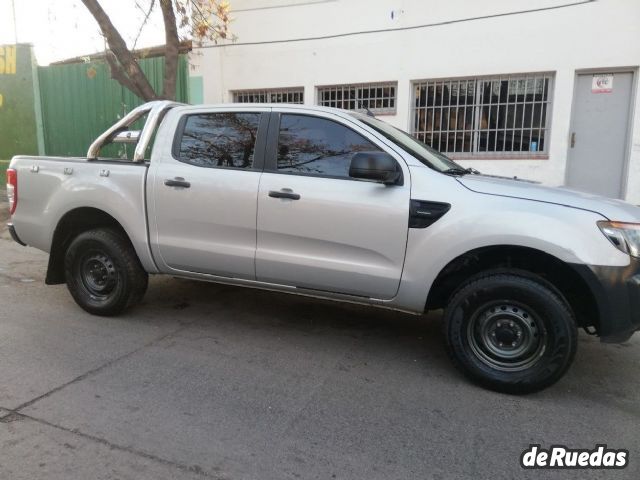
[196, 0, 596, 49]
[232, 0, 338, 13]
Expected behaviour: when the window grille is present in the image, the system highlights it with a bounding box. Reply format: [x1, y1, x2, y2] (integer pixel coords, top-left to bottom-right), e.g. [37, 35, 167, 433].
[233, 88, 304, 104]
[412, 74, 552, 154]
[318, 82, 397, 115]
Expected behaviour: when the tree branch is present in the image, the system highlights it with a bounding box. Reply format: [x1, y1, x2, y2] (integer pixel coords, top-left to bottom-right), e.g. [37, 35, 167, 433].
[105, 51, 146, 99]
[160, 0, 180, 100]
[133, 0, 156, 51]
[81, 0, 158, 100]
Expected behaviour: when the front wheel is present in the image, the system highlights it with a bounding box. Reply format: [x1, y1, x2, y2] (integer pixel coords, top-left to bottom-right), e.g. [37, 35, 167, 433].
[64, 228, 148, 316]
[444, 272, 577, 394]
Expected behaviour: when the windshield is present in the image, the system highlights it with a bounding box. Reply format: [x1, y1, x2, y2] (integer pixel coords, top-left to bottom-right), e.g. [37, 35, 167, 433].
[351, 113, 462, 173]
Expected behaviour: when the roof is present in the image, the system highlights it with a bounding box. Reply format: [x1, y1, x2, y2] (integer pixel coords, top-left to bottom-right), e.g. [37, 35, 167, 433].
[176, 102, 364, 116]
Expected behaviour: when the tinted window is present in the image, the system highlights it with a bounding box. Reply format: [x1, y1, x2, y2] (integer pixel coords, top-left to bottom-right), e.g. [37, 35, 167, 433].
[277, 114, 381, 178]
[178, 112, 261, 168]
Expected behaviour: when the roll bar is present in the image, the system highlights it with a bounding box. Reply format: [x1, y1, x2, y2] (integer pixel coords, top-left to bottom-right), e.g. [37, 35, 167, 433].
[87, 100, 183, 162]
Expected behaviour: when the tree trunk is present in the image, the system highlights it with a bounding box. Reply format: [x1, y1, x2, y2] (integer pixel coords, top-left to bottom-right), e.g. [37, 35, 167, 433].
[81, 0, 158, 101]
[160, 0, 180, 101]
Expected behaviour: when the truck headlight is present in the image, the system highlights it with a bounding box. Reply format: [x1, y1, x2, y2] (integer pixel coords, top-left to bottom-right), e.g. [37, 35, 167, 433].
[598, 221, 640, 258]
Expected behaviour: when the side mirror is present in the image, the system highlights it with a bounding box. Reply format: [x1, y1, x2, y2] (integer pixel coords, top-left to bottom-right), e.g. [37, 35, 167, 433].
[349, 151, 402, 185]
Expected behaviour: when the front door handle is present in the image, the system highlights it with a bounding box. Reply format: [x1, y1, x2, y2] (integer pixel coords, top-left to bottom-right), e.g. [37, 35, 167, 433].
[570, 132, 576, 148]
[269, 190, 301, 200]
[164, 178, 191, 188]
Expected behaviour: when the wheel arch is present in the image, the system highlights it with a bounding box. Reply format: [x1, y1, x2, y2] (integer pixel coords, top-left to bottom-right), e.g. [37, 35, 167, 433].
[426, 245, 600, 333]
[46, 207, 138, 285]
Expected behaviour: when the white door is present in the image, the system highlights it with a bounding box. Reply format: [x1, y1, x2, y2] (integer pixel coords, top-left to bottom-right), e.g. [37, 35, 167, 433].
[256, 112, 410, 299]
[566, 71, 634, 198]
[151, 109, 268, 279]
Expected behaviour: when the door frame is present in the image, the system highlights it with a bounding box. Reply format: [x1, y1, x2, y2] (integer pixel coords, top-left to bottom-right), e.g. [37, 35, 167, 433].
[565, 66, 638, 199]
[147, 105, 272, 278]
[256, 107, 412, 300]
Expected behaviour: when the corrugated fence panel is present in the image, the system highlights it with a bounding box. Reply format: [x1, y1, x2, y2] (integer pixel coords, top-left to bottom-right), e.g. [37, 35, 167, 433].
[39, 55, 189, 157]
[0, 44, 40, 159]
[38, 61, 121, 157]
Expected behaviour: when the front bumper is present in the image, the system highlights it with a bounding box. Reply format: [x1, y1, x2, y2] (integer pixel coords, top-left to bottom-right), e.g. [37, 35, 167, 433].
[7, 223, 26, 246]
[571, 258, 640, 343]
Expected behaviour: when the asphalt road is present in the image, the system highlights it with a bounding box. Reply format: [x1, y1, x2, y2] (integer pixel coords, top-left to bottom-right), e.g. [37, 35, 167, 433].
[0, 221, 639, 480]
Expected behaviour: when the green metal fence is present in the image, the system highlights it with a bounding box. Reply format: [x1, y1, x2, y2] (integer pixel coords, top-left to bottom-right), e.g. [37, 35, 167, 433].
[0, 44, 43, 159]
[38, 55, 189, 157]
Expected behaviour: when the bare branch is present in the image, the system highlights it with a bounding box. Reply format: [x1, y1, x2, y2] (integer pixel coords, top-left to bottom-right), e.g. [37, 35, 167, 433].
[105, 51, 146, 99]
[81, 0, 158, 100]
[160, 0, 180, 100]
[132, 0, 156, 52]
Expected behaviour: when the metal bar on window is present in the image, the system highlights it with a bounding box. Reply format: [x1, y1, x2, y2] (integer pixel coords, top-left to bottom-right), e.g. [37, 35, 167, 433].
[475, 80, 479, 153]
[501, 75, 507, 152]
[233, 88, 304, 104]
[517, 75, 524, 152]
[471, 79, 480, 154]
[433, 80, 439, 151]
[540, 77, 548, 150]
[528, 76, 536, 152]
[453, 80, 459, 152]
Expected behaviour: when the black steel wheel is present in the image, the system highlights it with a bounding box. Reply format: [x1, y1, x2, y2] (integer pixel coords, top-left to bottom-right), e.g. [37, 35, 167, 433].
[64, 228, 148, 316]
[467, 302, 546, 372]
[78, 251, 118, 300]
[444, 271, 577, 394]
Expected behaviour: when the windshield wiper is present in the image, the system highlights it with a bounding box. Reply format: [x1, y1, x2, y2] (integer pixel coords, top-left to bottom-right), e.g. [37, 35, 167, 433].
[357, 100, 376, 118]
[442, 167, 481, 176]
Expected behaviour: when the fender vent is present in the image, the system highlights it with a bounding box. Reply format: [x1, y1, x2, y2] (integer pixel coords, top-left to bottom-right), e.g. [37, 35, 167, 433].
[409, 200, 451, 228]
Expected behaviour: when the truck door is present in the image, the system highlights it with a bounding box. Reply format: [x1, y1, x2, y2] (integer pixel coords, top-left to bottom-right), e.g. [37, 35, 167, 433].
[149, 108, 269, 279]
[255, 111, 410, 299]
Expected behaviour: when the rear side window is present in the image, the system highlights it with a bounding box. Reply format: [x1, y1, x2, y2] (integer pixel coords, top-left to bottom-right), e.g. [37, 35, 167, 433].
[177, 112, 261, 169]
[277, 114, 381, 178]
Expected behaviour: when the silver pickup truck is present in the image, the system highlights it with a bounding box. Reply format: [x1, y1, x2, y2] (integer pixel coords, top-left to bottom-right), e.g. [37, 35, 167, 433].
[6, 101, 640, 393]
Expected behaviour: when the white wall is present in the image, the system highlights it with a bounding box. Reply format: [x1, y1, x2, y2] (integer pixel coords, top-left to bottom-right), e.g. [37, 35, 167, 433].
[191, 0, 640, 202]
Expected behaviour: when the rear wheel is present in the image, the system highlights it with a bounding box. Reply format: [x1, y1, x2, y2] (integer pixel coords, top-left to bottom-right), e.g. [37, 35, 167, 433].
[444, 272, 577, 394]
[64, 228, 148, 316]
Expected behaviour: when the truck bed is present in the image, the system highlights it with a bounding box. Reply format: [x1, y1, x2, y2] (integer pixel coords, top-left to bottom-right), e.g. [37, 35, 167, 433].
[8, 155, 158, 273]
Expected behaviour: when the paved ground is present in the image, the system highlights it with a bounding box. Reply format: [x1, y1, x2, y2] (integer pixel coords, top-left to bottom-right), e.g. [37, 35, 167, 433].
[0, 218, 639, 479]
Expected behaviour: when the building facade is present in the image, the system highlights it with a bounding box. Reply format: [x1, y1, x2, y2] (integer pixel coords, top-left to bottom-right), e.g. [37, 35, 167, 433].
[189, 0, 640, 203]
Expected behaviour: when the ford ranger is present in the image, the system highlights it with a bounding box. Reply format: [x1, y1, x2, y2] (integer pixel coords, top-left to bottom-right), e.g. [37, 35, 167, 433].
[6, 101, 640, 393]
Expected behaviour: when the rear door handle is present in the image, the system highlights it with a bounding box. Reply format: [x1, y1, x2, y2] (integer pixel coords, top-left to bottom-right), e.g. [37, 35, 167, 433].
[164, 178, 191, 188]
[269, 190, 300, 200]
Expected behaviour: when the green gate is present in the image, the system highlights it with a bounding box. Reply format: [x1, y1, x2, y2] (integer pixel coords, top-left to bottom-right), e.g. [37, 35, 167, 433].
[38, 55, 189, 157]
[0, 44, 43, 159]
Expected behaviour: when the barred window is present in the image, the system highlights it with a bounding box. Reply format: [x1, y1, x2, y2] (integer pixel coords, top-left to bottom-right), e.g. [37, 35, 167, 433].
[412, 74, 552, 155]
[318, 82, 397, 115]
[233, 88, 304, 104]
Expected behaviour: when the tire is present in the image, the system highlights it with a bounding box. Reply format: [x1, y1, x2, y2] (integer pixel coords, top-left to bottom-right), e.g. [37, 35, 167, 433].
[64, 228, 148, 316]
[443, 271, 577, 394]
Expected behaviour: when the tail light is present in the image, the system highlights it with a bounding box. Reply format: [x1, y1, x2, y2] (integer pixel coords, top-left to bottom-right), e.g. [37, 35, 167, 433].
[6, 168, 17, 215]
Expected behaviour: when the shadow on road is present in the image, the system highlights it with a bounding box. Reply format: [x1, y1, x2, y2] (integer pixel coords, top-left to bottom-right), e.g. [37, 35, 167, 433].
[143, 274, 453, 372]
[138, 274, 640, 403]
